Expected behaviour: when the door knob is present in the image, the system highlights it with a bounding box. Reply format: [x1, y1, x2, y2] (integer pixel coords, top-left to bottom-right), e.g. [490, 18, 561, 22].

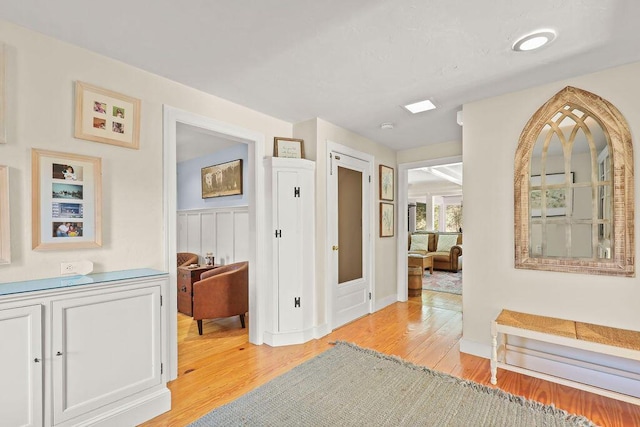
[332, 246, 339, 251]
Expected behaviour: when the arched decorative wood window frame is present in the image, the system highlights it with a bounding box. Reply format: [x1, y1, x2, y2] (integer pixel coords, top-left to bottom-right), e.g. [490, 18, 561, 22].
[515, 86, 634, 276]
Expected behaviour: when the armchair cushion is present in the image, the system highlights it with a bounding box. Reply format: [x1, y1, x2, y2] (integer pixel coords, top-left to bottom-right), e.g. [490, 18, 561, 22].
[436, 234, 459, 252]
[409, 234, 429, 252]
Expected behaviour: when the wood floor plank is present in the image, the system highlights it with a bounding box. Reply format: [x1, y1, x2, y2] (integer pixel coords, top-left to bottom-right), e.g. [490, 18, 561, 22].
[141, 290, 640, 427]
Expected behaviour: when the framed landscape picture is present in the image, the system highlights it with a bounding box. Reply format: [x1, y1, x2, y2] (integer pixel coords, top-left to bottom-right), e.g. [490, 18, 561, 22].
[201, 159, 243, 198]
[74, 81, 141, 149]
[32, 149, 102, 250]
[379, 164, 394, 201]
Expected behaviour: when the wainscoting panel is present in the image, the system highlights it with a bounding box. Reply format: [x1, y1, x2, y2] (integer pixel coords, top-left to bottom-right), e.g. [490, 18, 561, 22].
[234, 211, 249, 262]
[177, 206, 249, 265]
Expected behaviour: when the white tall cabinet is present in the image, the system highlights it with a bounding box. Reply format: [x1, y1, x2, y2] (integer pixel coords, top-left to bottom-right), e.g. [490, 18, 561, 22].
[264, 157, 317, 346]
[0, 270, 170, 427]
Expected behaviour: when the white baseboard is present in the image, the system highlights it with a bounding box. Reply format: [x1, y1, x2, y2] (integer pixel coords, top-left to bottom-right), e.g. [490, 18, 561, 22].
[314, 322, 331, 339]
[374, 294, 398, 312]
[460, 338, 491, 359]
[74, 388, 171, 427]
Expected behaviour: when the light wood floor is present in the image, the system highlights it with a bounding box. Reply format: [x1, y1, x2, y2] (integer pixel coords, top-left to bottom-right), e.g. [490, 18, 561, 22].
[141, 291, 640, 427]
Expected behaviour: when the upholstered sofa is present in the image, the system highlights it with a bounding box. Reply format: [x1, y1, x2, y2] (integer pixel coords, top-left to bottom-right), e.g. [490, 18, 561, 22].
[408, 232, 462, 272]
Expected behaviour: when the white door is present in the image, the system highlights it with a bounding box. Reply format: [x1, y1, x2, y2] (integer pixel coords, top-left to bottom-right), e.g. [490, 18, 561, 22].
[329, 151, 371, 328]
[275, 169, 303, 332]
[0, 305, 42, 427]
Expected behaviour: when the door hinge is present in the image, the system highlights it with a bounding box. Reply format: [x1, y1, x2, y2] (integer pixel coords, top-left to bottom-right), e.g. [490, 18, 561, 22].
[294, 297, 301, 308]
[329, 152, 333, 175]
[369, 175, 371, 183]
[275, 229, 282, 238]
[369, 292, 372, 300]
[161, 363, 163, 375]
[160, 295, 163, 306]
[294, 186, 300, 197]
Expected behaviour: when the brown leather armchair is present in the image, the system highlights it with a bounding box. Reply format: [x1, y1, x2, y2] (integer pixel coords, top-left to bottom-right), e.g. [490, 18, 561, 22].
[192, 261, 248, 335]
[177, 252, 198, 268]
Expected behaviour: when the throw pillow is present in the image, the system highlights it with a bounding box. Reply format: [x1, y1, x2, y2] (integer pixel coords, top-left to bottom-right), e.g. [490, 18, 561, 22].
[436, 234, 459, 252]
[409, 234, 429, 252]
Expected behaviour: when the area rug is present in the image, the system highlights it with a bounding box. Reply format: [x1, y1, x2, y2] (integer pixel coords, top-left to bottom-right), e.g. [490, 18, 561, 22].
[422, 270, 462, 295]
[188, 341, 594, 427]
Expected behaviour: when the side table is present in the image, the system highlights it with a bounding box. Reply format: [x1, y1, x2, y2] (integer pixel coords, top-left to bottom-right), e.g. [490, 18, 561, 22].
[177, 265, 219, 316]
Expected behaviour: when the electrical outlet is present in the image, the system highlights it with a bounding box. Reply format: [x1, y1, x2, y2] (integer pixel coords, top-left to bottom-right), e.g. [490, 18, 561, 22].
[60, 260, 94, 276]
[61, 262, 80, 275]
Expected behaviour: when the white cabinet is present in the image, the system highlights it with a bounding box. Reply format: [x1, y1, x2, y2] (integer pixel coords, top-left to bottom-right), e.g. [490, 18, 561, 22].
[264, 157, 316, 346]
[0, 270, 170, 427]
[0, 305, 43, 427]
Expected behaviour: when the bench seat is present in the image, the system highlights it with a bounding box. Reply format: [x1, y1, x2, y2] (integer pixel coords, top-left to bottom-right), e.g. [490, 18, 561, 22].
[491, 309, 640, 405]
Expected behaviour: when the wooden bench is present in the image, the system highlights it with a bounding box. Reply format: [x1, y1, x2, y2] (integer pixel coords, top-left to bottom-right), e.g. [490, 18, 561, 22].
[491, 309, 640, 405]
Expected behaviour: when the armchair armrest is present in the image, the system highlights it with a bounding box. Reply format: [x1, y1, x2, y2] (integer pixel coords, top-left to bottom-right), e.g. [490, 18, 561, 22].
[450, 244, 462, 271]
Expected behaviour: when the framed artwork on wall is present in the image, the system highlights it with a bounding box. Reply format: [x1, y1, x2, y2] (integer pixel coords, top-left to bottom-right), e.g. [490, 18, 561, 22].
[0, 42, 6, 144]
[201, 159, 243, 198]
[31, 149, 102, 250]
[0, 165, 9, 264]
[74, 81, 141, 149]
[379, 164, 394, 201]
[273, 137, 304, 158]
[380, 202, 394, 237]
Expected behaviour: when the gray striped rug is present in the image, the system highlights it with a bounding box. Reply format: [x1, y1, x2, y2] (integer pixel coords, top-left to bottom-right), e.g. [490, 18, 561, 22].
[189, 341, 595, 426]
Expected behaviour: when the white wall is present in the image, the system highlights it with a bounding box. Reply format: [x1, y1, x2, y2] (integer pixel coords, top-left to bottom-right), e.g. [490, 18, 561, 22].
[462, 61, 640, 356]
[177, 144, 248, 210]
[0, 20, 292, 283]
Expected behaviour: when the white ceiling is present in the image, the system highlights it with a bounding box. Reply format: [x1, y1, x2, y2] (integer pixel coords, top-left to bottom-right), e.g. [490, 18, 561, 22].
[3, 1, 640, 150]
[408, 163, 462, 197]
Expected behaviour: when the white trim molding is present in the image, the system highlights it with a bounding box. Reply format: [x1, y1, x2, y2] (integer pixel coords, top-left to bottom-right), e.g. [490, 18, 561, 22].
[163, 105, 265, 380]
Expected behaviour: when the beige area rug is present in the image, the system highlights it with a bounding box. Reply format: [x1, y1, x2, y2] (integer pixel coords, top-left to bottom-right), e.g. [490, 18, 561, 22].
[422, 270, 462, 295]
[189, 341, 594, 426]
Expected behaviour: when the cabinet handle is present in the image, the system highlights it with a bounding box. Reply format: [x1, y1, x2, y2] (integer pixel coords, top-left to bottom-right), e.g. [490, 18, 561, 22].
[56, 351, 63, 356]
[34, 358, 41, 363]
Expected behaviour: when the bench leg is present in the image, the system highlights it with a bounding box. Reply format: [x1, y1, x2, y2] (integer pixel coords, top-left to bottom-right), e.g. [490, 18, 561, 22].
[490, 321, 498, 385]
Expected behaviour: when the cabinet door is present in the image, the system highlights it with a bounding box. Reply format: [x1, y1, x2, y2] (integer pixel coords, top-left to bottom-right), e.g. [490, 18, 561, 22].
[0, 305, 43, 427]
[275, 170, 303, 332]
[51, 286, 162, 424]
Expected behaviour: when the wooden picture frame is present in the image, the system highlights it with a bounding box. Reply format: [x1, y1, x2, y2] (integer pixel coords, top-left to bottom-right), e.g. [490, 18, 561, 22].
[0, 165, 10, 263]
[201, 159, 243, 199]
[32, 149, 102, 250]
[74, 81, 141, 149]
[0, 42, 6, 144]
[380, 202, 394, 237]
[274, 137, 304, 159]
[379, 164, 394, 201]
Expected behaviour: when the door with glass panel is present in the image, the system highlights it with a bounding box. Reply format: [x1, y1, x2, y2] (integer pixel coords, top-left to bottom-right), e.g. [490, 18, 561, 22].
[329, 151, 371, 328]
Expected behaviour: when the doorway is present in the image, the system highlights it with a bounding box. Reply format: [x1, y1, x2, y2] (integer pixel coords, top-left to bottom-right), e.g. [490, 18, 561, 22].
[397, 156, 463, 300]
[327, 142, 373, 329]
[163, 106, 266, 380]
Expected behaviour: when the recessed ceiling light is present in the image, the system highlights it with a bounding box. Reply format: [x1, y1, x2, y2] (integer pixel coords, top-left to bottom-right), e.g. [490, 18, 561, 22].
[512, 29, 556, 52]
[403, 99, 436, 114]
[380, 122, 394, 130]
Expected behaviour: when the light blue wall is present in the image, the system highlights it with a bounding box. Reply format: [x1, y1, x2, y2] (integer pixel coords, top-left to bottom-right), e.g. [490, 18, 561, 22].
[177, 144, 249, 210]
